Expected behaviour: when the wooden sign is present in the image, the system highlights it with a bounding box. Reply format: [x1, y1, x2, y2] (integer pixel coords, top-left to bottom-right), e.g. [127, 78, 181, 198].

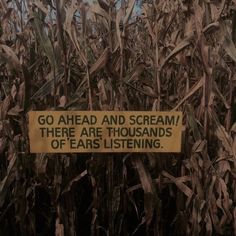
[28, 111, 183, 153]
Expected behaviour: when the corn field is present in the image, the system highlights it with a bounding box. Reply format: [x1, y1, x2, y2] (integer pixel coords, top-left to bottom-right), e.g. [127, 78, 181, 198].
[1, 0, 236, 235]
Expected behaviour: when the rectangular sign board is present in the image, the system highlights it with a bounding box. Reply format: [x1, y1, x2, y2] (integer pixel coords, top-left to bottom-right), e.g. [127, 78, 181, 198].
[28, 111, 182, 153]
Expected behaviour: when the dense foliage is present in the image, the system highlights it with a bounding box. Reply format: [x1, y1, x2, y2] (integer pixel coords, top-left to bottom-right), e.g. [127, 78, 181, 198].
[1, 0, 236, 235]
